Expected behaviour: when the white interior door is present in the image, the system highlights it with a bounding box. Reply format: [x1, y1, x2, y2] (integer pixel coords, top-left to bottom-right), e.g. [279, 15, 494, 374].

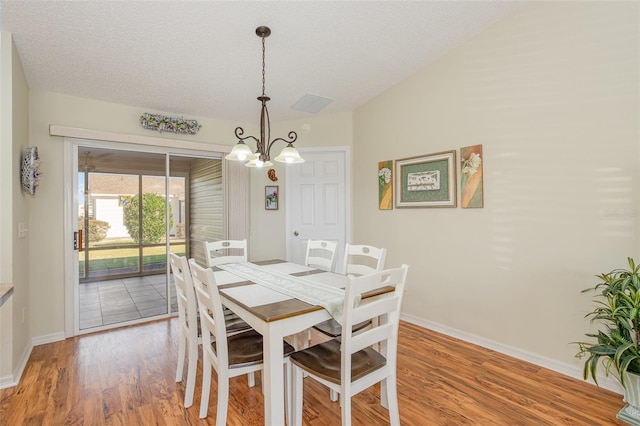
[285, 148, 350, 272]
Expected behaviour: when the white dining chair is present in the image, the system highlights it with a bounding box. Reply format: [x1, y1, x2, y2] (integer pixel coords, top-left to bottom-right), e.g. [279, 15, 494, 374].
[189, 259, 296, 422]
[313, 243, 387, 338]
[293, 239, 339, 351]
[202, 239, 253, 343]
[314, 243, 388, 401]
[290, 264, 409, 426]
[169, 252, 252, 409]
[204, 239, 248, 268]
[304, 240, 338, 272]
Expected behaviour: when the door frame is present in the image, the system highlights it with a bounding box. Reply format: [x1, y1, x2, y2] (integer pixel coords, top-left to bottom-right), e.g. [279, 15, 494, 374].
[284, 146, 351, 268]
[62, 131, 228, 337]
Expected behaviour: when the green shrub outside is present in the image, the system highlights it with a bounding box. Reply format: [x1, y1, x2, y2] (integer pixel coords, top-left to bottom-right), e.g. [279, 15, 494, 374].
[79, 217, 110, 243]
[122, 193, 174, 244]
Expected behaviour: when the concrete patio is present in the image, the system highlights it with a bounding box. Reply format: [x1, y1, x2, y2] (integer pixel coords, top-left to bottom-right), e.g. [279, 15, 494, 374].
[79, 274, 177, 330]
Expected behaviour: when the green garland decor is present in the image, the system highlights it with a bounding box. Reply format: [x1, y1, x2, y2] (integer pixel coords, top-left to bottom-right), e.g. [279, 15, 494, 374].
[140, 113, 201, 135]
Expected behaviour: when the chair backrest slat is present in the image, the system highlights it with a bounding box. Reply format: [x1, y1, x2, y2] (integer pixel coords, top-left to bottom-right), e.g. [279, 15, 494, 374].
[204, 239, 248, 267]
[169, 252, 198, 340]
[351, 322, 395, 354]
[350, 297, 397, 325]
[189, 258, 230, 368]
[343, 244, 387, 277]
[304, 239, 338, 272]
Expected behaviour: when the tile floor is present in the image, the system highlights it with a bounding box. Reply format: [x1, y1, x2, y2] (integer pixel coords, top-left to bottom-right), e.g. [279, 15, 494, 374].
[79, 274, 177, 330]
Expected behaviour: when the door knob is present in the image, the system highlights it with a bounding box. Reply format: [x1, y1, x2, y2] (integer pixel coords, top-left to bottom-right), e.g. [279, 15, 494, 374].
[293, 231, 299, 236]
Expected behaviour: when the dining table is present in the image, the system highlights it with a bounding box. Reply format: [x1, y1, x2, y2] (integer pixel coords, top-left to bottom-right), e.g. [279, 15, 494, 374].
[211, 259, 348, 426]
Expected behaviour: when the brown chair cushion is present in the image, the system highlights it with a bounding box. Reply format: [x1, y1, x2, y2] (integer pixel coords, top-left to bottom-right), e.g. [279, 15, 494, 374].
[213, 329, 295, 368]
[289, 338, 386, 385]
[312, 319, 372, 338]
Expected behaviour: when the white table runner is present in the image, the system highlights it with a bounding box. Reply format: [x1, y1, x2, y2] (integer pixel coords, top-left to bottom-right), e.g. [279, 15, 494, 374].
[260, 262, 314, 275]
[222, 284, 292, 307]
[218, 262, 358, 324]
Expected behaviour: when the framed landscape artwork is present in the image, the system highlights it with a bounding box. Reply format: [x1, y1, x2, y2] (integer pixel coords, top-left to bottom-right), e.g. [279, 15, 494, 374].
[460, 144, 484, 208]
[394, 150, 457, 208]
[378, 160, 393, 210]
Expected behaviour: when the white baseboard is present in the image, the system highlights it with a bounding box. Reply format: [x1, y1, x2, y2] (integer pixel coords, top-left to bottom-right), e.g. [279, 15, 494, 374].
[32, 332, 66, 347]
[0, 374, 16, 389]
[400, 312, 623, 395]
[0, 339, 32, 389]
[0, 332, 65, 390]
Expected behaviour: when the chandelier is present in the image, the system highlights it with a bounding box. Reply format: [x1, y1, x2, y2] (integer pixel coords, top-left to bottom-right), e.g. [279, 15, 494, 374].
[226, 26, 304, 168]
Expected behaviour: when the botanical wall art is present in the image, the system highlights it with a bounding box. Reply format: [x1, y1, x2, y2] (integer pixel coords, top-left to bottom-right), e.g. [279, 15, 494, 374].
[378, 160, 393, 210]
[139, 113, 202, 134]
[395, 150, 457, 208]
[460, 144, 484, 208]
[265, 185, 279, 210]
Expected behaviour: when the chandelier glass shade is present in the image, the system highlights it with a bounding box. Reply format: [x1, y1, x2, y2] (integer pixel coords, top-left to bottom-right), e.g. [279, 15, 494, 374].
[226, 26, 304, 168]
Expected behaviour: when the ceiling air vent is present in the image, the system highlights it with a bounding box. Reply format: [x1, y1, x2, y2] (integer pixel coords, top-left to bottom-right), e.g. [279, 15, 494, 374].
[290, 94, 333, 114]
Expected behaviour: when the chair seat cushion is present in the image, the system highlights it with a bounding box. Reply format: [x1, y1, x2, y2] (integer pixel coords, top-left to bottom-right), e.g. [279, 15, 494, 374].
[312, 318, 372, 338]
[290, 338, 386, 385]
[219, 329, 295, 368]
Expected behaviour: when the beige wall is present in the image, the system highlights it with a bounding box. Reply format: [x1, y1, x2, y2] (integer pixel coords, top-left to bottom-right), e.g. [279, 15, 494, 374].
[0, 32, 31, 384]
[0, 31, 14, 382]
[0, 33, 12, 285]
[10, 31, 31, 384]
[353, 1, 639, 383]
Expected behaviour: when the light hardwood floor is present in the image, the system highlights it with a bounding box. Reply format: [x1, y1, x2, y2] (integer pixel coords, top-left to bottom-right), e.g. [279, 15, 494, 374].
[0, 318, 626, 425]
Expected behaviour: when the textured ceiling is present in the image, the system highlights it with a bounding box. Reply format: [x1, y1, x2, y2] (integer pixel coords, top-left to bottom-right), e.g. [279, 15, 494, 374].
[1, 0, 525, 124]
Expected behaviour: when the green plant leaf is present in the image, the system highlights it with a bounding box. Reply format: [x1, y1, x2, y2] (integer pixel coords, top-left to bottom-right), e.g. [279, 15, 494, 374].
[575, 258, 640, 383]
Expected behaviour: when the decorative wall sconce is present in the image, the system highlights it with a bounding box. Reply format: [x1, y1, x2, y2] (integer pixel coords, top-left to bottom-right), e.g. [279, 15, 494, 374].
[21, 146, 40, 195]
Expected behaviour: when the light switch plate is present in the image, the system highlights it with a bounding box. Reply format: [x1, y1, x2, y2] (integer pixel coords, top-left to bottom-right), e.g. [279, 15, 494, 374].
[18, 222, 28, 238]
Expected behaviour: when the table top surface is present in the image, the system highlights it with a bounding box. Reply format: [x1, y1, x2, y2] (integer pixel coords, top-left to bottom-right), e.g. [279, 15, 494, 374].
[216, 259, 392, 323]
[217, 259, 325, 322]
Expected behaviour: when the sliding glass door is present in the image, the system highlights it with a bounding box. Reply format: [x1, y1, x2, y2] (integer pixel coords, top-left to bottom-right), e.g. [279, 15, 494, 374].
[76, 147, 221, 331]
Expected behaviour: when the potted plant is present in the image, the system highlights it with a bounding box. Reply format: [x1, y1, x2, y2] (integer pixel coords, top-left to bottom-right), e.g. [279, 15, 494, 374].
[576, 257, 640, 424]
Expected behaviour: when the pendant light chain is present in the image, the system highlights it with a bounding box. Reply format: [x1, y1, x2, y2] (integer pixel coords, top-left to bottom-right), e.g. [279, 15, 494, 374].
[261, 36, 266, 97]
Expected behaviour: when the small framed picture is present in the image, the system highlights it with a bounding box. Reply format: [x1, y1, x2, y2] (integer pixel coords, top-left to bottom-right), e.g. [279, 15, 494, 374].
[378, 160, 393, 210]
[395, 150, 457, 208]
[265, 185, 279, 210]
[460, 144, 484, 208]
